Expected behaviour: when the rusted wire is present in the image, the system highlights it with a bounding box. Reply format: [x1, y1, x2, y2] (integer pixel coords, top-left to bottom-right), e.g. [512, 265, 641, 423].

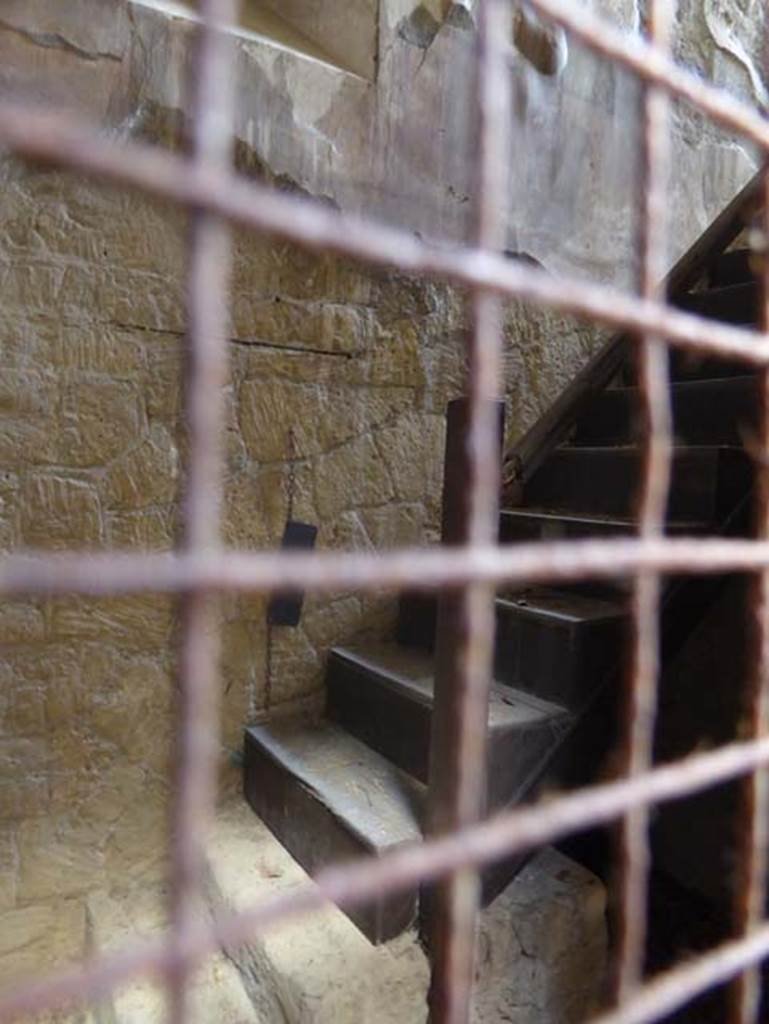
[615, 0, 674, 1002]
[11, 537, 769, 596]
[1, 0, 769, 1021]
[167, 3, 238, 1023]
[426, 1, 510, 1018]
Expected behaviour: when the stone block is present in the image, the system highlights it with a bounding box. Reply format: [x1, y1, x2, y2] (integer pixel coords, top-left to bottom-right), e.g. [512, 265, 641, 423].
[239, 378, 354, 463]
[265, 628, 323, 707]
[0, 423, 56, 471]
[230, 295, 369, 355]
[220, 618, 262, 746]
[19, 475, 103, 549]
[0, 681, 46, 739]
[206, 798, 429, 1024]
[105, 507, 177, 550]
[76, 646, 173, 763]
[0, 739, 49, 820]
[0, 368, 57, 419]
[0, 1, 129, 60]
[238, 378, 412, 463]
[4, 646, 79, 731]
[101, 424, 180, 510]
[57, 378, 144, 468]
[374, 412, 444, 507]
[36, 319, 146, 376]
[0, 898, 86, 993]
[0, 474, 17, 550]
[472, 847, 607, 1022]
[86, 884, 259, 1024]
[313, 434, 395, 519]
[143, 339, 185, 421]
[0, 832, 16, 911]
[49, 595, 175, 649]
[0, 776, 49, 822]
[101, 802, 169, 890]
[358, 503, 426, 550]
[223, 464, 287, 549]
[301, 595, 363, 652]
[0, 600, 45, 644]
[16, 818, 105, 904]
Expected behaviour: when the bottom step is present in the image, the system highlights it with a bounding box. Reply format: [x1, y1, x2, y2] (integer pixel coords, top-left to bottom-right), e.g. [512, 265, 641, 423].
[244, 720, 423, 944]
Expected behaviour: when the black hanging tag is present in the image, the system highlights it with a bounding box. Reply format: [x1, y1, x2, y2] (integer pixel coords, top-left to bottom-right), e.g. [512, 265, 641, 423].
[267, 521, 318, 626]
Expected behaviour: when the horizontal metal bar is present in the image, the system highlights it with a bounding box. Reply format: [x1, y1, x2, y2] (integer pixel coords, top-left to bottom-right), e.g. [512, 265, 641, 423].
[0, 105, 767, 367]
[4, 537, 769, 597]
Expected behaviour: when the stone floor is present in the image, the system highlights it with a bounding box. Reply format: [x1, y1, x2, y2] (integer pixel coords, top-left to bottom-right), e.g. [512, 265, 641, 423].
[0, 797, 607, 1023]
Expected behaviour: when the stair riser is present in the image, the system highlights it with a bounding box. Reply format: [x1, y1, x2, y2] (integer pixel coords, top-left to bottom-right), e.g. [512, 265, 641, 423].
[573, 379, 759, 447]
[243, 732, 417, 944]
[522, 449, 750, 521]
[708, 249, 755, 289]
[397, 593, 624, 706]
[327, 655, 432, 781]
[668, 352, 753, 382]
[499, 513, 634, 544]
[674, 281, 758, 325]
[495, 602, 624, 706]
[326, 655, 571, 811]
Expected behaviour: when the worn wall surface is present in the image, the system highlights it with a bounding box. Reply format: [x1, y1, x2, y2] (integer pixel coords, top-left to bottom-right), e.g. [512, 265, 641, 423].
[0, 0, 765, 932]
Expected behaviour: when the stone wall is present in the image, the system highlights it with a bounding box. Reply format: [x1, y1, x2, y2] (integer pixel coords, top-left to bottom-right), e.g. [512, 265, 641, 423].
[0, 0, 764, 909]
[0, 152, 601, 903]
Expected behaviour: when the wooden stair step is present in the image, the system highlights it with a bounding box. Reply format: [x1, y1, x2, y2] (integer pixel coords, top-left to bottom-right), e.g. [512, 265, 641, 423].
[397, 585, 626, 707]
[494, 588, 626, 706]
[522, 445, 751, 521]
[499, 507, 705, 541]
[707, 248, 756, 289]
[572, 375, 759, 447]
[243, 719, 422, 944]
[668, 348, 756, 381]
[326, 642, 572, 811]
[673, 281, 758, 325]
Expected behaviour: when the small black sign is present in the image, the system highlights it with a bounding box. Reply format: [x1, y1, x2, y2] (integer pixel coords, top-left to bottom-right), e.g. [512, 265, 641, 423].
[267, 521, 318, 627]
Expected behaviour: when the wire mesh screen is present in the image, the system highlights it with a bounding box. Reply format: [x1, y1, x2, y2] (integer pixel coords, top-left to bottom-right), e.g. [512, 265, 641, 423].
[1, 0, 769, 1021]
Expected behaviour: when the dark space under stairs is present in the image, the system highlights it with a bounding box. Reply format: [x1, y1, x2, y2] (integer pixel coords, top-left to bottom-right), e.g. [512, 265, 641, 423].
[244, 240, 762, 945]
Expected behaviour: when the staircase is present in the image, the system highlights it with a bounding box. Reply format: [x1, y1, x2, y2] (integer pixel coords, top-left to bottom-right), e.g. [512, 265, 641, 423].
[244, 175, 764, 945]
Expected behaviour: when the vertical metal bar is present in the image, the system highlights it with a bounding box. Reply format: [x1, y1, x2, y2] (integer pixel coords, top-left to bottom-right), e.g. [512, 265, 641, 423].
[616, 0, 674, 1002]
[732, 166, 769, 1024]
[168, 3, 238, 1023]
[426, 0, 510, 1020]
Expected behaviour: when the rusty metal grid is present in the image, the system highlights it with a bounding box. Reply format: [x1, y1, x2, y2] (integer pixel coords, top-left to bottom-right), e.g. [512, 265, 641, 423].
[1, 0, 769, 1021]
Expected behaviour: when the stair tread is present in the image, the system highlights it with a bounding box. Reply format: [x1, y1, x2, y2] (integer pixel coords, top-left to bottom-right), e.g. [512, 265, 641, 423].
[605, 374, 756, 396]
[500, 507, 708, 533]
[552, 443, 742, 453]
[577, 375, 759, 446]
[331, 642, 570, 727]
[245, 719, 422, 849]
[496, 586, 627, 625]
